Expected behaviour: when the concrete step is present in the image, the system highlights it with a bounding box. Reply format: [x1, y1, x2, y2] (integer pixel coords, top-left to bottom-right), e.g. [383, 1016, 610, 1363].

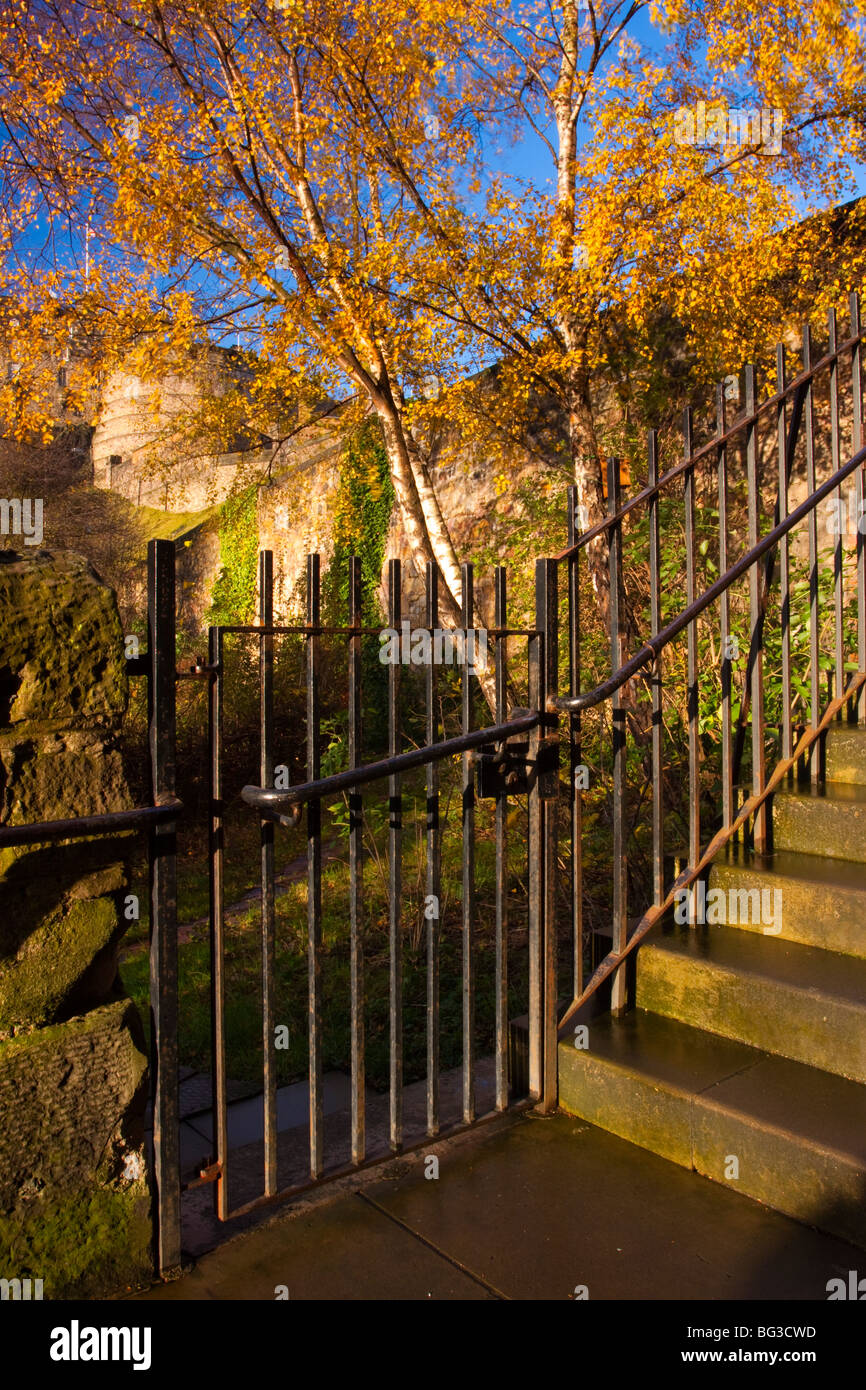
[558, 1010, 866, 1250]
[773, 780, 866, 864]
[708, 847, 866, 958]
[635, 921, 866, 1082]
[826, 724, 866, 786]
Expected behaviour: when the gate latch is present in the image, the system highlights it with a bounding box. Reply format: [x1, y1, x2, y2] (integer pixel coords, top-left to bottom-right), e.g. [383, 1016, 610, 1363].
[476, 708, 558, 798]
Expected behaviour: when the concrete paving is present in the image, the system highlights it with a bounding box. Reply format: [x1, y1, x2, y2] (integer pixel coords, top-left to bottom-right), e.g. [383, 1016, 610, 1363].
[131, 1111, 865, 1301]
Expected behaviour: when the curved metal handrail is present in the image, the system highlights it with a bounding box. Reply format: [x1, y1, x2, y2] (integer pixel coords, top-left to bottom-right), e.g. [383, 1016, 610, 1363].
[551, 439, 866, 716]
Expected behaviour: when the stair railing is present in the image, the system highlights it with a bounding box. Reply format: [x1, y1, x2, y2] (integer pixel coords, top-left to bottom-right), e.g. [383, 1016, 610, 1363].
[551, 292, 866, 1039]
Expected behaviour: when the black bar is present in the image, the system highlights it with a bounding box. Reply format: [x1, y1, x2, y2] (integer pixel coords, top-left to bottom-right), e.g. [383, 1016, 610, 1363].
[608, 462, 627, 1015]
[527, 586, 543, 1100]
[804, 325, 820, 757]
[461, 562, 476, 1125]
[208, 623, 228, 1220]
[241, 711, 541, 811]
[307, 554, 323, 1179]
[348, 556, 365, 1165]
[388, 559, 403, 1152]
[777, 344, 793, 761]
[537, 557, 559, 1109]
[0, 800, 180, 847]
[567, 487, 584, 995]
[147, 539, 181, 1277]
[259, 551, 276, 1196]
[853, 293, 865, 723]
[745, 368, 767, 852]
[425, 562, 441, 1136]
[684, 410, 700, 871]
[494, 566, 508, 1111]
[716, 390, 733, 828]
[648, 434, 664, 900]
[829, 309, 845, 708]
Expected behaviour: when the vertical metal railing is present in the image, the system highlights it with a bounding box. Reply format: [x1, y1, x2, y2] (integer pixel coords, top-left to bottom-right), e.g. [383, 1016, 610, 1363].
[461, 562, 476, 1125]
[307, 554, 324, 1179]
[348, 555, 365, 1164]
[493, 566, 509, 1111]
[147, 539, 181, 1277]
[608, 460, 627, 1016]
[567, 489, 584, 992]
[425, 561, 441, 1136]
[259, 551, 277, 1196]
[554, 294, 866, 1038]
[387, 559, 403, 1152]
[208, 619, 228, 1218]
[648, 433, 664, 907]
[777, 343, 793, 763]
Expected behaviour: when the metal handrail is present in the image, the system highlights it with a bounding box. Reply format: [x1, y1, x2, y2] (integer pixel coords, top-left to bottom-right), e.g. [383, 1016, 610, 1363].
[558, 670, 866, 1035]
[555, 327, 860, 562]
[0, 797, 183, 848]
[241, 709, 541, 813]
[551, 439, 866, 716]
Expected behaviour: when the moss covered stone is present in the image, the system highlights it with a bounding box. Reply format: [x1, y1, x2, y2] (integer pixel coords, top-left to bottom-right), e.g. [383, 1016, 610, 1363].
[0, 551, 127, 734]
[0, 552, 153, 1295]
[0, 998, 151, 1298]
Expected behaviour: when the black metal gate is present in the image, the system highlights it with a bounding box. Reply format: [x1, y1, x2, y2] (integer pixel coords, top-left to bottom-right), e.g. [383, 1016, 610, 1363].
[128, 539, 564, 1275]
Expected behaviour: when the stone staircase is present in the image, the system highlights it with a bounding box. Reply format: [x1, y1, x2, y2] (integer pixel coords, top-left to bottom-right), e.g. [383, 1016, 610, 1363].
[559, 723, 866, 1251]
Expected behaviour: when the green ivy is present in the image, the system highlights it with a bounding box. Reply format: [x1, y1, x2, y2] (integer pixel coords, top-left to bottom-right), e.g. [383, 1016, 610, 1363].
[323, 419, 394, 624]
[206, 483, 259, 626]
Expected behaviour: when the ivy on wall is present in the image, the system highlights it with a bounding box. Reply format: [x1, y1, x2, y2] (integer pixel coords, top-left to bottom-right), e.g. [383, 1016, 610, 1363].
[324, 418, 394, 623]
[206, 482, 259, 626]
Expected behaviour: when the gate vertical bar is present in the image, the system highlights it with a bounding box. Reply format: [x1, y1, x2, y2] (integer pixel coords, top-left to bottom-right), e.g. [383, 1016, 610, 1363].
[717, 392, 733, 829]
[746, 368, 767, 853]
[148, 538, 181, 1275]
[804, 325, 820, 761]
[537, 558, 559, 1110]
[852, 292, 865, 724]
[777, 345, 793, 761]
[648, 435, 664, 899]
[348, 556, 365, 1165]
[527, 586, 543, 1100]
[829, 309, 845, 706]
[494, 567, 508, 1110]
[425, 562, 441, 1135]
[259, 551, 276, 1196]
[388, 560, 403, 1151]
[608, 462, 628, 1014]
[208, 622, 228, 1219]
[567, 488, 584, 991]
[684, 410, 700, 870]
[461, 562, 476, 1125]
[306, 554, 323, 1178]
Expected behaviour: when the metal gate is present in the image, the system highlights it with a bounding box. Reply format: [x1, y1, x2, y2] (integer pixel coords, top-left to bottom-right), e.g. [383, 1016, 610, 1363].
[135, 541, 564, 1275]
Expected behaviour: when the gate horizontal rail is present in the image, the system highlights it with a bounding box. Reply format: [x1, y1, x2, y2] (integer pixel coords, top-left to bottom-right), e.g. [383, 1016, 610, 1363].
[240, 709, 542, 813]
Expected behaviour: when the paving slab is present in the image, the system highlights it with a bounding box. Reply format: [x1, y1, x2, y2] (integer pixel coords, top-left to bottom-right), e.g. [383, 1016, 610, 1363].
[134, 1190, 493, 1301]
[132, 1112, 866, 1301]
[363, 1114, 866, 1301]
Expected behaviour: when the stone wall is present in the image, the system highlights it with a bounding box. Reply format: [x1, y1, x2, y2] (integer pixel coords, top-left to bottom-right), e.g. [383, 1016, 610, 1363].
[0, 552, 151, 1298]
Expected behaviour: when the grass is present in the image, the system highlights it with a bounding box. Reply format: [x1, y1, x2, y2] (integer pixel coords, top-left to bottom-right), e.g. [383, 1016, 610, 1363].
[119, 767, 538, 1092]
